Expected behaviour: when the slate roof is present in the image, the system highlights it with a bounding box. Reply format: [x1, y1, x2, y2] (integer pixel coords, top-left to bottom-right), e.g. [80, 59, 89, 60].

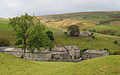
[84, 50, 108, 54]
[52, 46, 80, 52]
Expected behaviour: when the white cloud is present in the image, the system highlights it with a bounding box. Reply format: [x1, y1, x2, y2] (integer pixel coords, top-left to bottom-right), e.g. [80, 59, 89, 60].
[0, 0, 119, 18]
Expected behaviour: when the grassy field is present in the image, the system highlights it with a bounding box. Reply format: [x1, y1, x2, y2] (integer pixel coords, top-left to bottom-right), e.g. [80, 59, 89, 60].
[1, 52, 120, 75]
[53, 33, 120, 54]
[0, 18, 12, 30]
[0, 19, 16, 45]
[87, 25, 120, 37]
[47, 26, 120, 54]
[0, 18, 120, 54]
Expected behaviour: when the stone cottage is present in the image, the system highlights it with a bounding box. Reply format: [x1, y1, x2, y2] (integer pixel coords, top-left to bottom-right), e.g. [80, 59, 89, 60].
[82, 50, 109, 60]
[51, 46, 80, 61]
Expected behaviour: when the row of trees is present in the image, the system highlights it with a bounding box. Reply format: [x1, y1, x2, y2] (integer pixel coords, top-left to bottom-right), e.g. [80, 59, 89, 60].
[9, 13, 54, 57]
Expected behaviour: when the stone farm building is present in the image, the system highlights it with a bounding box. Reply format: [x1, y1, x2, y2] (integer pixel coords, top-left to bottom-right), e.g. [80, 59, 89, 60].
[0, 46, 80, 62]
[80, 31, 93, 37]
[82, 50, 109, 60]
[51, 46, 80, 61]
[0, 47, 110, 61]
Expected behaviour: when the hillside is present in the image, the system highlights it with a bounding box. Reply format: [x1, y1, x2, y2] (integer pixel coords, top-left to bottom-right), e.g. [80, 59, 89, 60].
[0, 18, 15, 45]
[0, 18, 120, 54]
[0, 52, 120, 75]
[38, 11, 120, 36]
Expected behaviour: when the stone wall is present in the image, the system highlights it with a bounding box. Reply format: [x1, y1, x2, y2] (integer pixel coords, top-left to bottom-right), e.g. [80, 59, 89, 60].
[0, 47, 23, 57]
[3, 51, 23, 58]
[24, 52, 51, 61]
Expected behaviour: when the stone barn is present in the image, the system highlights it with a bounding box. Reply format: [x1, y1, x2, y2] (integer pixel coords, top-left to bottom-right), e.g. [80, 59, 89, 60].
[80, 31, 93, 37]
[51, 46, 80, 61]
[82, 50, 109, 60]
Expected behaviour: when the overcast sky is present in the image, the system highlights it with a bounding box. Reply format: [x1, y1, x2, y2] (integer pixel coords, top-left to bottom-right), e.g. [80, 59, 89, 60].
[0, 0, 120, 18]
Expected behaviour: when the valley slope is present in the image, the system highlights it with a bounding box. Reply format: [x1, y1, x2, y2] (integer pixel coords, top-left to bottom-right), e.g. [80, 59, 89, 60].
[0, 53, 120, 75]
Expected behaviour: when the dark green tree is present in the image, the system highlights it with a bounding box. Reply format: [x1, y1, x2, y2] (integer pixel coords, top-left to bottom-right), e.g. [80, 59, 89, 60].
[46, 31, 54, 41]
[67, 25, 80, 37]
[9, 13, 53, 55]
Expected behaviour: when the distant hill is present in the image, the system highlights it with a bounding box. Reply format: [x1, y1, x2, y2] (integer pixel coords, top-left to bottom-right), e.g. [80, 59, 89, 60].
[38, 11, 120, 17]
[38, 11, 120, 29]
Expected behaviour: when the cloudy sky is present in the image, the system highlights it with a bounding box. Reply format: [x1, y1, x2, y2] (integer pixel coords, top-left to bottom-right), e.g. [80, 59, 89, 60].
[0, 0, 120, 18]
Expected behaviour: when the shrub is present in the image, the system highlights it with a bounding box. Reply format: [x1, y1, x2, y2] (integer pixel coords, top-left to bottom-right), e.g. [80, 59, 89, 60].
[80, 48, 90, 57]
[15, 39, 23, 45]
[91, 36, 95, 39]
[64, 32, 67, 35]
[46, 31, 54, 41]
[98, 29, 116, 36]
[112, 51, 120, 55]
[0, 38, 10, 46]
[92, 29, 96, 32]
[100, 48, 110, 53]
[113, 41, 118, 44]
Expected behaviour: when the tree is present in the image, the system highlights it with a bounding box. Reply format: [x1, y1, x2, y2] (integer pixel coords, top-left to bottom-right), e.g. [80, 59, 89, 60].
[67, 25, 80, 37]
[9, 13, 53, 55]
[46, 31, 54, 41]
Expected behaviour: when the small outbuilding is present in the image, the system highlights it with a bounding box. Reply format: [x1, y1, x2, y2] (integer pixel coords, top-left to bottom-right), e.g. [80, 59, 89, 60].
[80, 31, 93, 37]
[82, 50, 109, 60]
[51, 46, 80, 60]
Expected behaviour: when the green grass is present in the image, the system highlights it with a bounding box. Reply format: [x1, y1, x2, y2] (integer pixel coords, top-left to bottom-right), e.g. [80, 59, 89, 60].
[0, 19, 15, 45]
[87, 25, 120, 37]
[88, 25, 120, 31]
[0, 52, 120, 75]
[54, 33, 120, 54]
[0, 18, 12, 30]
[0, 18, 120, 54]
[48, 27, 120, 54]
